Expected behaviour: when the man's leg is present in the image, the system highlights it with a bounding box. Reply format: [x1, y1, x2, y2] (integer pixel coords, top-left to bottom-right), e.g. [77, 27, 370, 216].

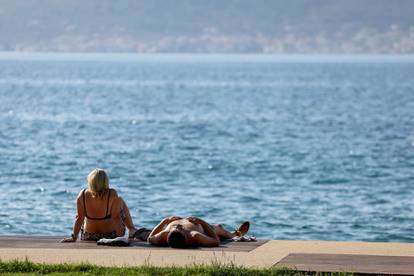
[212, 224, 236, 240]
[212, 221, 250, 241]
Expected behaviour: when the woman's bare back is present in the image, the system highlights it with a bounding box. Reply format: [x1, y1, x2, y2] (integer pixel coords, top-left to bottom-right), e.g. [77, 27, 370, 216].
[82, 189, 119, 234]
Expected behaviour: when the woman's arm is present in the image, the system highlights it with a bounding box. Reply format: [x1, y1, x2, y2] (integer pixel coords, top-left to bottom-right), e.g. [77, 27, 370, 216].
[61, 191, 85, 242]
[72, 194, 86, 239]
[110, 191, 126, 236]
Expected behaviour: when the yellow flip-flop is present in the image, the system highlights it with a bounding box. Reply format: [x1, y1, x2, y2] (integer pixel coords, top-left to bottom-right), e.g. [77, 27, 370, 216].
[234, 221, 250, 237]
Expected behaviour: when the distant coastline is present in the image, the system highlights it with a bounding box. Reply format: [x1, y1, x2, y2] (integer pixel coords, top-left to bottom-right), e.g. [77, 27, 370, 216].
[1, 52, 414, 63]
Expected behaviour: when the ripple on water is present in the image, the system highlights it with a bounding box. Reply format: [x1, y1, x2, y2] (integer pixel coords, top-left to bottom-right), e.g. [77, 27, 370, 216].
[312, 178, 350, 185]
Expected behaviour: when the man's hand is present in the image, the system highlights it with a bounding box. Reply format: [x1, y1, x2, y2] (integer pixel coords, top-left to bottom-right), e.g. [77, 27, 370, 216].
[186, 216, 204, 224]
[163, 216, 181, 223]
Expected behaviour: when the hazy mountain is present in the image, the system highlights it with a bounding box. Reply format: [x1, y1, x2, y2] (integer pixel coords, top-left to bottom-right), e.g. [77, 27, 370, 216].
[0, 0, 413, 53]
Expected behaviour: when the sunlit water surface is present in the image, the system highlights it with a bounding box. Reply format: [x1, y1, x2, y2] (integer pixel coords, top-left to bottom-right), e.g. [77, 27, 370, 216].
[0, 54, 413, 242]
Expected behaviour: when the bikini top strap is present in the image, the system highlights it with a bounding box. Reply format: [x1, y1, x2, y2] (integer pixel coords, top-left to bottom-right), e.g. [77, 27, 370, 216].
[82, 188, 88, 217]
[105, 189, 111, 217]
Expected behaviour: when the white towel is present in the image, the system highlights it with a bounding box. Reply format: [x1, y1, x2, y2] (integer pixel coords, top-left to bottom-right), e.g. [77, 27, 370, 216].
[96, 236, 130, 246]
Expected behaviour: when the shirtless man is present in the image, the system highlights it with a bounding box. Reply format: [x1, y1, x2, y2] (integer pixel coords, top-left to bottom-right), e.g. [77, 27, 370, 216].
[147, 216, 249, 248]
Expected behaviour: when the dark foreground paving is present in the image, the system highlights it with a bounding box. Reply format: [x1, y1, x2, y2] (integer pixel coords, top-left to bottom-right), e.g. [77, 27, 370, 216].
[276, 253, 414, 275]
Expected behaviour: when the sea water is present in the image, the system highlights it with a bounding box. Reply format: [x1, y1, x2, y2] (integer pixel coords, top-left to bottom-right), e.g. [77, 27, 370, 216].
[0, 53, 413, 242]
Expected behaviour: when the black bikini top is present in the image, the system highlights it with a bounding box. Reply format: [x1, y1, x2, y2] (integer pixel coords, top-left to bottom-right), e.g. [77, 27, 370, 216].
[82, 189, 112, 220]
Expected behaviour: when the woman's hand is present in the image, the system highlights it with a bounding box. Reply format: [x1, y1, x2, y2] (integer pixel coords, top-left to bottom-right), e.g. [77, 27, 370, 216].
[60, 235, 77, 243]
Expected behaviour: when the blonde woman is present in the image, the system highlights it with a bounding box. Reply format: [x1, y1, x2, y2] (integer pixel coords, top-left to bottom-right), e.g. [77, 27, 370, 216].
[61, 168, 139, 242]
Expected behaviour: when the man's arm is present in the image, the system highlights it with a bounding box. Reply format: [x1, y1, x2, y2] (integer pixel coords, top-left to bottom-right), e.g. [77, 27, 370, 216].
[187, 217, 220, 243]
[147, 230, 170, 245]
[189, 231, 220, 247]
[147, 216, 182, 244]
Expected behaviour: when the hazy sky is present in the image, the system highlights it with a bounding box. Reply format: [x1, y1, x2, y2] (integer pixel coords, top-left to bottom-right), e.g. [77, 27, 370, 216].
[0, 0, 413, 53]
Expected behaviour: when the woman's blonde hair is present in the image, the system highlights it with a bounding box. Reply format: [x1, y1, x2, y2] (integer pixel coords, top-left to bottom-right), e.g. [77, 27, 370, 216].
[87, 168, 109, 199]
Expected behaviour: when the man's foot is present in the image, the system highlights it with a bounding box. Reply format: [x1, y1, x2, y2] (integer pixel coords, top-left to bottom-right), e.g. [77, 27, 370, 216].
[234, 221, 250, 237]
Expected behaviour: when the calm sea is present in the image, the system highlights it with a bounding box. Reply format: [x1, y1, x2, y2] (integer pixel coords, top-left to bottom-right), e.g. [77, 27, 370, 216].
[0, 53, 413, 242]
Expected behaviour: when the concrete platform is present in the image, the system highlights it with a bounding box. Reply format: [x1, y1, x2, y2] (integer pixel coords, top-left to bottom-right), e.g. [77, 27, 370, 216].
[276, 253, 414, 275]
[0, 235, 268, 252]
[0, 236, 413, 275]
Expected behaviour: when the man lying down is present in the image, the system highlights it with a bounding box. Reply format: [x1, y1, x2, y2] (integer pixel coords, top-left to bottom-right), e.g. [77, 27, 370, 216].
[147, 216, 250, 248]
[96, 216, 250, 247]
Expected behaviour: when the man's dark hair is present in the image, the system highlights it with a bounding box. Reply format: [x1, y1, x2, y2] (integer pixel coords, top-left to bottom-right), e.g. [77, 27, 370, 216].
[167, 230, 187, 248]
